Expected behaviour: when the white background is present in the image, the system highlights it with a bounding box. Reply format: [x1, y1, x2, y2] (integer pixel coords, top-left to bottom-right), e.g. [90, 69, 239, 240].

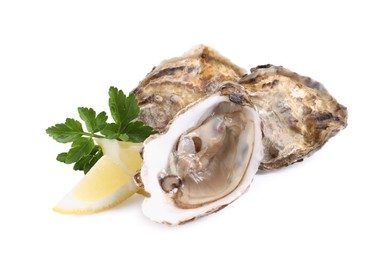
[0, 0, 391, 259]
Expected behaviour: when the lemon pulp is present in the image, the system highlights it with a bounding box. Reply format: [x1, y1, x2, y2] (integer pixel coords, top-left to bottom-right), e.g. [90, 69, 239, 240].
[73, 155, 131, 201]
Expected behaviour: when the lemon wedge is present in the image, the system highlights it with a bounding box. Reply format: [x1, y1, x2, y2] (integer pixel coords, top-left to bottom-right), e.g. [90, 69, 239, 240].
[53, 139, 143, 214]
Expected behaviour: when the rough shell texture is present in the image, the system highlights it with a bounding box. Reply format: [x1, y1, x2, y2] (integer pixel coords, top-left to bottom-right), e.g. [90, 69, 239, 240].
[240, 65, 347, 169]
[133, 45, 246, 132]
[134, 46, 348, 171]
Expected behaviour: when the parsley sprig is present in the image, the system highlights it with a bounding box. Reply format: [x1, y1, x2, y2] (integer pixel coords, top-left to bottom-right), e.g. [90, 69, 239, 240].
[46, 86, 156, 173]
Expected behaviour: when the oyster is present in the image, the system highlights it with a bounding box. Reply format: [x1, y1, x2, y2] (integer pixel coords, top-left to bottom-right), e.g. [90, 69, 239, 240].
[134, 46, 347, 171]
[139, 86, 263, 225]
[240, 65, 348, 169]
[133, 45, 246, 132]
[134, 46, 347, 224]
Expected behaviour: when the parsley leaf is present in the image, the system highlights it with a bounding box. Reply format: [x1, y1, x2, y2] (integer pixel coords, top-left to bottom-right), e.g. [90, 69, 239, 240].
[108, 86, 139, 131]
[46, 86, 157, 174]
[73, 145, 103, 173]
[46, 118, 84, 143]
[78, 107, 108, 133]
[83, 148, 103, 174]
[56, 152, 69, 164]
[65, 137, 95, 164]
[100, 123, 120, 139]
[120, 121, 157, 142]
[105, 87, 157, 140]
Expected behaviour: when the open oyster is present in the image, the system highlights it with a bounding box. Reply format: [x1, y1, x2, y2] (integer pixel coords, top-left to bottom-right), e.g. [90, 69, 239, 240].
[240, 65, 348, 169]
[139, 86, 263, 224]
[134, 46, 347, 224]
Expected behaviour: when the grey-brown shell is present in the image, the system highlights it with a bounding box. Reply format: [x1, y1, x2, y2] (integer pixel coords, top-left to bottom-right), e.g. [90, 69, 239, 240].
[133, 45, 246, 131]
[240, 65, 347, 169]
[133, 46, 347, 170]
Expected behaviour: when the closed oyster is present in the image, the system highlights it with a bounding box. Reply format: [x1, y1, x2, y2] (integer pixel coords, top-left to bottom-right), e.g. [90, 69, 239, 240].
[240, 65, 347, 169]
[133, 45, 245, 132]
[139, 86, 263, 225]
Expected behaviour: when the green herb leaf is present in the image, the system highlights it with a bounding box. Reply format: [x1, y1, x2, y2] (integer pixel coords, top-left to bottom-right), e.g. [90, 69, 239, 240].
[100, 123, 120, 139]
[46, 118, 84, 143]
[120, 121, 157, 142]
[72, 145, 103, 173]
[78, 107, 108, 133]
[73, 154, 89, 171]
[108, 86, 139, 130]
[77, 107, 95, 132]
[47, 86, 157, 174]
[83, 149, 103, 174]
[95, 111, 108, 132]
[65, 137, 95, 164]
[56, 152, 69, 163]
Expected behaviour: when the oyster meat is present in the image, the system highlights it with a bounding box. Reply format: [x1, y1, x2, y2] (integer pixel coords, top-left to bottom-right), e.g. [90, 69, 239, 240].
[140, 87, 263, 224]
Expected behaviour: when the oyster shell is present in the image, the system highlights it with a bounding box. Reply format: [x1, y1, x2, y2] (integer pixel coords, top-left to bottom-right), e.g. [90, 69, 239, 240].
[140, 87, 263, 225]
[240, 65, 348, 169]
[134, 46, 348, 171]
[133, 45, 246, 132]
